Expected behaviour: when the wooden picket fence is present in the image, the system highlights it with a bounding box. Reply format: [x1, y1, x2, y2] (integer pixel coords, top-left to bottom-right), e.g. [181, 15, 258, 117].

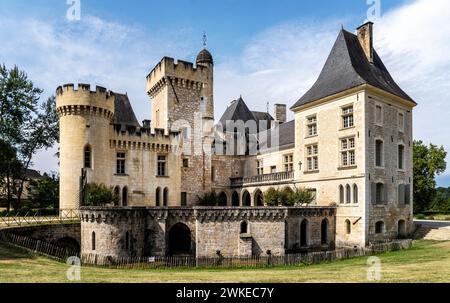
[0, 230, 412, 269]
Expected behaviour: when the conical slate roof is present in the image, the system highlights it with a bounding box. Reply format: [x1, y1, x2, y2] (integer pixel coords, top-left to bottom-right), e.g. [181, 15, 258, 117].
[219, 97, 256, 126]
[291, 29, 415, 110]
[113, 93, 140, 128]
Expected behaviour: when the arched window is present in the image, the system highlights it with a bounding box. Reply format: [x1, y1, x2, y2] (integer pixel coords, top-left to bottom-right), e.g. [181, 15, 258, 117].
[122, 187, 128, 207]
[163, 188, 169, 206]
[339, 185, 344, 204]
[345, 219, 352, 235]
[242, 190, 251, 207]
[218, 192, 228, 206]
[353, 184, 358, 204]
[321, 219, 328, 245]
[346, 184, 351, 204]
[84, 145, 92, 169]
[376, 183, 385, 204]
[155, 188, 161, 207]
[91, 232, 96, 251]
[240, 221, 248, 234]
[375, 221, 384, 234]
[114, 186, 120, 206]
[232, 191, 240, 207]
[300, 220, 308, 247]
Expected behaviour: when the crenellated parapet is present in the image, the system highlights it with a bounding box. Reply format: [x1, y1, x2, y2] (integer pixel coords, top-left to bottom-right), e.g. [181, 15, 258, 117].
[146, 57, 211, 98]
[56, 83, 115, 120]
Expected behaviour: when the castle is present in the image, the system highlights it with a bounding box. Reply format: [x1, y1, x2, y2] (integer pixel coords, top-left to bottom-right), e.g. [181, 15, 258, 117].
[57, 22, 417, 258]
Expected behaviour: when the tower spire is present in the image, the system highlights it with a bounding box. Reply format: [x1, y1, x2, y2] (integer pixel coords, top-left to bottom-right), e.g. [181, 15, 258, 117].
[203, 32, 207, 49]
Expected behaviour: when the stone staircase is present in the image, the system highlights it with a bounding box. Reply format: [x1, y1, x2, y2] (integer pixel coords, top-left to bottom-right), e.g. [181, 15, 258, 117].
[413, 225, 450, 241]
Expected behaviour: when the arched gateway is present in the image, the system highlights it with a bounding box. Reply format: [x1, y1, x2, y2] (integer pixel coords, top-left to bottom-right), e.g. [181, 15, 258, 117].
[168, 223, 192, 256]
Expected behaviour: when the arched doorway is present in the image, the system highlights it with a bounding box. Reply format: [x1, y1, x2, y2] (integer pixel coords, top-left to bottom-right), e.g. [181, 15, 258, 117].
[218, 192, 228, 206]
[169, 223, 192, 255]
[398, 220, 406, 238]
[156, 188, 161, 207]
[114, 186, 120, 206]
[321, 219, 328, 245]
[232, 191, 240, 207]
[55, 237, 80, 253]
[254, 190, 264, 206]
[242, 191, 251, 207]
[122, 187, 128, 207]
[300, 220, 308, 247]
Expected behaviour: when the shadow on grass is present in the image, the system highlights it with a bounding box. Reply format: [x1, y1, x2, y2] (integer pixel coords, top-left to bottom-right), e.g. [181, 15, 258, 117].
[0, 242, 37, 261]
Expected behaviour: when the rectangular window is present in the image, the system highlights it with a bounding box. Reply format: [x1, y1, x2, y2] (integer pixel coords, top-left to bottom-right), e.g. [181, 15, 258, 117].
[270, 166, 277, 174]
[157, 155, 167, 177]
[182, 158, 189, 168]
[116, 152, 126, 174]
[341, 137, 356, 167]
[181, 192, 187, 207]
[375, 140, 384, 167]
[211, 166, 215, 182]
[284, 154, 294, 172]
[342, 106, 354, 129]
[398, 145, 405, 170]
[398, 112, 405, 132]
[307, 115, 317, 137]
[306, 145, 319, 171]
[257, 160, 264, 175]
[375, 104, 383, 125]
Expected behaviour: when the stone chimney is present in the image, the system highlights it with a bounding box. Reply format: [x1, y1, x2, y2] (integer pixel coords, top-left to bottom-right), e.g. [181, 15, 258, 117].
[274, 104, 287, 124]
[357, 22, 374, 63]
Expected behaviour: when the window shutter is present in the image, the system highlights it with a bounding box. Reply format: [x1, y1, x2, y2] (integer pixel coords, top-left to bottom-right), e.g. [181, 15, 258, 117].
[371, 182, 376, 204]
[405, 184, 411, 205]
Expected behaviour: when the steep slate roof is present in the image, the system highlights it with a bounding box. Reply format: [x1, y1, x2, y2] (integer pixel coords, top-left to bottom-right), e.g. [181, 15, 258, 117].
[259, 120, 295, 151]
[219, 97, 256, 126]
[113, 93, 141, 128]
[252, 111, 274, 129]
[291, 29, 415, 110]
[25, 169, 43, 180]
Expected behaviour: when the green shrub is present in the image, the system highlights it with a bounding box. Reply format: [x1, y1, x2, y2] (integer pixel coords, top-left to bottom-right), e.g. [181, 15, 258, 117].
[84, 183, 117, 207]
[198, 191, 219, 206]
[415, 214, 426, 220]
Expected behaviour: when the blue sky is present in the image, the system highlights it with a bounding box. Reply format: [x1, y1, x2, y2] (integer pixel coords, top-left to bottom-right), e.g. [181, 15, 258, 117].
[0, 0, 449, 187]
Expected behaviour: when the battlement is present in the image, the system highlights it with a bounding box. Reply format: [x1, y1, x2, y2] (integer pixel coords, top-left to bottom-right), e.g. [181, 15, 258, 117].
[146, 57, 211, 97]
[56, 83, 115, 117]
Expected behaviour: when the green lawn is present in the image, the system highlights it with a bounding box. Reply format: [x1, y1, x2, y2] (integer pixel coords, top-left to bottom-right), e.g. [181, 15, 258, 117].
[0, 240, 449, 283]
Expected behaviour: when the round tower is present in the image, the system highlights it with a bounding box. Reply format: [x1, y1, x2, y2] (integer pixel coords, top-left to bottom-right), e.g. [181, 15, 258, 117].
[56, 84, 115, 213]
[196, 48, 214, 121]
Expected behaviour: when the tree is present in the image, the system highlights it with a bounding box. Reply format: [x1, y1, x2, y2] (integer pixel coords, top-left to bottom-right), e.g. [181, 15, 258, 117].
[84, 183, 117, 207]
[0, 64, 59, 208]
[0, 139, 23, 212]
[413, 140, 447, 213]
[198, 191, 219, 206]
[27, 173, 59, 209]
[288, 187, 316, 206]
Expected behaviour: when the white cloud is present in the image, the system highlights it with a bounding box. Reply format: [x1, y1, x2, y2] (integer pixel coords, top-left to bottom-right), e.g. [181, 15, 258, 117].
[1, 0, 449, 183]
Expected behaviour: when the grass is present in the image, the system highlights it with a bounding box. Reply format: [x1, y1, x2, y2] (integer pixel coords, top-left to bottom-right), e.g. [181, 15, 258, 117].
[414, 214, 450, 221]
[0, 240, 449, 283]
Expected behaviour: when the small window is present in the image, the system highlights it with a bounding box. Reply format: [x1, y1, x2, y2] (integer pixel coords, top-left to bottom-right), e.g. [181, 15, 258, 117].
[339, 185, 344, 204]
[375, 183, 385, 204]
[353, 184, 358, 204]
[157, 155, 167, 176]
[398, 145, 405, 170]
[163, 188, 169, 206]
[257, 160, 264, 175]
[125, 231, 131, 250]
[342, 106, 354, 129]
[182, 158, 189, 168]
[307, 115, 317, 137]
[306, 144, 319, 171]
[240, 221, 248, 234]
[375, 221, 384, 234]
[84, 145, 92, 169]
[284, 154, 294, 172]
[270, 166, 277, 174]
[156, 188, 161, 207]
[181, 192, 187, 207]
[211, 166, 215, 182]
[345, 220, 352, 235]
[92, 232, 96, 251]
[375, 140, 384, 167]
[116, 152, 126, 174]
[346, 184, 351, 204]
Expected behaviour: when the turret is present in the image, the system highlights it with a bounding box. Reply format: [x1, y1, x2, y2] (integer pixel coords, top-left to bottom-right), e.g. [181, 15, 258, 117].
[56, 84, 115, 212]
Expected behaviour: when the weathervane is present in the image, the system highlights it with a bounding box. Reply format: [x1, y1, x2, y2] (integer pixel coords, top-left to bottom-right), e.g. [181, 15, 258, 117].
[203, 32, 207, 48]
